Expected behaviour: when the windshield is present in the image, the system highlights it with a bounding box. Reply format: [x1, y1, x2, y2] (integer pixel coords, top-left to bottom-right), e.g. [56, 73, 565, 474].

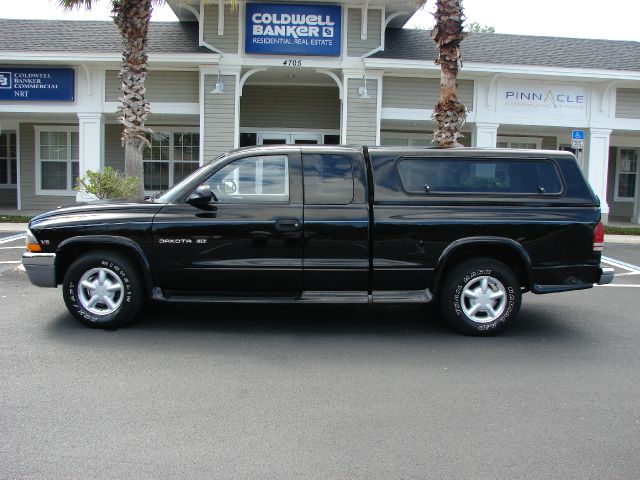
[155, 153, 228, 203]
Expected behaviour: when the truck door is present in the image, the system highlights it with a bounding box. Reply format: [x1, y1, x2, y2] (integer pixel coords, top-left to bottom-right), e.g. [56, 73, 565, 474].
[302, 152, 370, 292]
[152, 150, 304, 294]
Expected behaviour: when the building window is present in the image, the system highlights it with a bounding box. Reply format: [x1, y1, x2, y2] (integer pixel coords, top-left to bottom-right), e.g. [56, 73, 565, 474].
[497, 136, 543, 149]
[0, 132, 17, 186]
[615, 149, 638, 201]
[36, 127, 79, 195]
[142, 129, 199, 192]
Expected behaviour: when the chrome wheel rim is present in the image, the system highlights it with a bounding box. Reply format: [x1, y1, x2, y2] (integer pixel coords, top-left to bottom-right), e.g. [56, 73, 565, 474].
[461, 275, 507, 324]
[77, 267, 125, 316]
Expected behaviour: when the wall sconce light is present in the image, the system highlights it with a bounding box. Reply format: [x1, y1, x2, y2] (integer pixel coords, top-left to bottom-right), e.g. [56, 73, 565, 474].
[210, 70, 224, 94]
[358, 75, 370, 99]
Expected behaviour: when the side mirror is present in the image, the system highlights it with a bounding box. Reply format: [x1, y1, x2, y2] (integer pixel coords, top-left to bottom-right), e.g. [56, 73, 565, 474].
[186, 184, 215, 207]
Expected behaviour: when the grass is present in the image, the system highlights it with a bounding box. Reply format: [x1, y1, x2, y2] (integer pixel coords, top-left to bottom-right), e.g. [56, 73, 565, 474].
[605, 225, 640, 236]
[0, 215, 33, 223]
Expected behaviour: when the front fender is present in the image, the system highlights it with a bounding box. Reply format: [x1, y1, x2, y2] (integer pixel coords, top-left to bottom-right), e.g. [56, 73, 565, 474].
[56, 235, 154, 294]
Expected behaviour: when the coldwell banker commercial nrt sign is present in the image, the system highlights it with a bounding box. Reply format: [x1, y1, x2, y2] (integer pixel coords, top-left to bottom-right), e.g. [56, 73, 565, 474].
[0, 67, 75, 101]
[245, 3, 342, 56]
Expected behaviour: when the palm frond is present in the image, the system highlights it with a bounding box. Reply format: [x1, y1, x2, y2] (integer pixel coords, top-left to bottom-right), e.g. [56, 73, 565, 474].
[57, 0, 98, 11]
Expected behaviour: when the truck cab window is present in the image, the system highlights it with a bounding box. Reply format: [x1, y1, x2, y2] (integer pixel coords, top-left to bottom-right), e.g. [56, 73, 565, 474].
[303, 154, 353, 205]
[204, 155, 289, 203]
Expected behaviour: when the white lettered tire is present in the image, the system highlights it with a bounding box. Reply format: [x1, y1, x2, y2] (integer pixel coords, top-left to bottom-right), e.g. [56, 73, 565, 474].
[62, 251, 143, 329]
[440, 258, 521, 336]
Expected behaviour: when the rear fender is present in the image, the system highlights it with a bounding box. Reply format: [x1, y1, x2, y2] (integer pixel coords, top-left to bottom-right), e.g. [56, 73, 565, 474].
[433, 236, 534, 294]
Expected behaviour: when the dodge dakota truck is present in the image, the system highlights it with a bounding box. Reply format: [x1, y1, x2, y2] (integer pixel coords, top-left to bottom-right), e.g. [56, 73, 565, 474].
[22, 146, 614, 335]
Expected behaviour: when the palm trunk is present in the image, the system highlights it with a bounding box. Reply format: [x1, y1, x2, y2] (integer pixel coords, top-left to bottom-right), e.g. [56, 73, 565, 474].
[431, 0, 467, 148]
[113, 0, 152, 199]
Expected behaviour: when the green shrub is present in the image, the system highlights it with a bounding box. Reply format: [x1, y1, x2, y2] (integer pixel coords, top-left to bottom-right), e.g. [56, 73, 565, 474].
[76, 167, 140, 199]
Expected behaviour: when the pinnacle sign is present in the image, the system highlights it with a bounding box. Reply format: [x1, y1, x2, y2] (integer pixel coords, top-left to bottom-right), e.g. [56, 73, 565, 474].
[246, 3, 342, 56]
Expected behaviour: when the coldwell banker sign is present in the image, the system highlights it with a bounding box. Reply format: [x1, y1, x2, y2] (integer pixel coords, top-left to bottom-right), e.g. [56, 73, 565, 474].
[246, 3, 342, 56]
[497, 80, 587, 119]
[0, 67, 74, 101]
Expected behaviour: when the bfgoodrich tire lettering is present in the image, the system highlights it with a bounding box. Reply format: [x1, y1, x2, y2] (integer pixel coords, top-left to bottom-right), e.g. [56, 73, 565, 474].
[440, 258, 521, 336]
[63, 251, 143, 329]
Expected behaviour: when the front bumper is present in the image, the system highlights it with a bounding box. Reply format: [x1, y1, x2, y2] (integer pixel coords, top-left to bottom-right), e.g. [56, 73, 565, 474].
[597, 267, 615, 285]
[22, 252, 57, 288]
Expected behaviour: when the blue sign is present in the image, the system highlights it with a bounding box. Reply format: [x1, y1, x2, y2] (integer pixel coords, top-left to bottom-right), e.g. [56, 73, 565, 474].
[572, 130, 585, 140]
[0, 67, 74, 101]
[246, 3, 342, 57]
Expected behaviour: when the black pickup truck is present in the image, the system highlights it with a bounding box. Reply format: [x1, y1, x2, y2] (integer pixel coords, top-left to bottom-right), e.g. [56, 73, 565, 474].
[23, 146, 613, 335]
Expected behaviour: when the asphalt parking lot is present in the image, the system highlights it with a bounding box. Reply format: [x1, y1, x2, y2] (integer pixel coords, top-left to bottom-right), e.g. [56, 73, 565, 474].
[1, 230, 639, 479]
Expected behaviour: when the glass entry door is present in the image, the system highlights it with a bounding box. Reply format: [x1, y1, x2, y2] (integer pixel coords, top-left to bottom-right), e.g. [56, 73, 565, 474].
[258, 133, 322, 145]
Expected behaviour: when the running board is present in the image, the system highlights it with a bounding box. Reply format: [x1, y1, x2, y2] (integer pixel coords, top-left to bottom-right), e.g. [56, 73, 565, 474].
[372, 289, 433, 304]
[152, 288, 433, 305]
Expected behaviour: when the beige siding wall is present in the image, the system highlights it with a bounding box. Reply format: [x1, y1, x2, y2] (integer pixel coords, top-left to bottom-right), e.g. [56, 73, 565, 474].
[203, 74, 236, 161]
[615, 88, 640, 119]
[241, 85, 340, 129]
[345, 78, 378, 145]
[203, 4, 239, 53]
[19, 124, 76, 212]
[104, 124, 125, 172]
[607, 147, 634, 218]
[105, 70, 199, 103]
[383, 77, 475, 111]
[541, 136, 557, 150]
[0, 187, 17, 207]
[347, 8, 382, 57]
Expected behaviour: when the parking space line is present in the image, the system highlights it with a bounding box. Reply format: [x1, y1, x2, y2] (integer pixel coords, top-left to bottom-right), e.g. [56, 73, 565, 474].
[596, 284, 640, 288]
[0, 261, 21, 264]
[601, 256, 640, 274]
[0, 233, 26, 244]
[0, 246, 25, 250]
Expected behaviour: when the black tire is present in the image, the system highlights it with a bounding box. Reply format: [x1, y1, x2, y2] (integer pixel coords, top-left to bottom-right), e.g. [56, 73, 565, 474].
[440, 258, 521, 336]
[62, 250, 143, 329]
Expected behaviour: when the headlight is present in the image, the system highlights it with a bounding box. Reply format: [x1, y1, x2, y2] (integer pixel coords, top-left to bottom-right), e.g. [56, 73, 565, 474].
[25, 229, 41, 252]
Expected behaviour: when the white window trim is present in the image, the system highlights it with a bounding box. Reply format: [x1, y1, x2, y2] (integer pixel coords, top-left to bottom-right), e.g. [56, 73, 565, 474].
[0, 131, 17, 188]
[614, 147, 638, 202]
[497, 136, 543, 149]
[143, 127, 199, 195]
[380, 132, 435, 146]
[35, 125, 79, 197]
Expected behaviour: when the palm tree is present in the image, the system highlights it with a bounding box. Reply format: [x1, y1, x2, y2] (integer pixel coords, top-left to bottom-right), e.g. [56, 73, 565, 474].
[415, 0, 467, 147]
[60, 0, 154, 198]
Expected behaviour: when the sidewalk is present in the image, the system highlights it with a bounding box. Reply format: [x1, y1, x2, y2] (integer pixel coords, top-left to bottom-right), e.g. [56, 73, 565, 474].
[605, 234, 640, 244]
[0, 223, 29, 233]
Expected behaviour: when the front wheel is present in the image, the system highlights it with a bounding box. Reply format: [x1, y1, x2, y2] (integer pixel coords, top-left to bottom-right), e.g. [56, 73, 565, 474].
[440, 258, 521, 336]
[62, 251, 143, 329]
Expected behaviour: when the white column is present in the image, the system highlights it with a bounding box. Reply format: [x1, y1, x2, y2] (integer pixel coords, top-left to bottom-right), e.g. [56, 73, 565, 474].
[586, 128, 612, 221]
[472, 122, 499, 147]
[76, 112, 104, 202]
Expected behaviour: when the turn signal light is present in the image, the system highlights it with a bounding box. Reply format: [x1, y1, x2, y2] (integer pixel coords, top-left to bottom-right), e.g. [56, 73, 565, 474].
[25, 229, 41, 252]
[26, 242, 41, 252]
[593, 221, 605, 252]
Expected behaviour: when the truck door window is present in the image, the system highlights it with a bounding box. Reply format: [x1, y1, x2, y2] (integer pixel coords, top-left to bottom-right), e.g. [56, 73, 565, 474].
[204, 155, 289, 202]
[303, 154, 354, 205]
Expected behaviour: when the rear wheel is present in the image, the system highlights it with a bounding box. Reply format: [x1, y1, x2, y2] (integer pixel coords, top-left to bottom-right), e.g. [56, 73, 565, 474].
[440, 258, 521, 335]
[62, 251, 143, 329]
